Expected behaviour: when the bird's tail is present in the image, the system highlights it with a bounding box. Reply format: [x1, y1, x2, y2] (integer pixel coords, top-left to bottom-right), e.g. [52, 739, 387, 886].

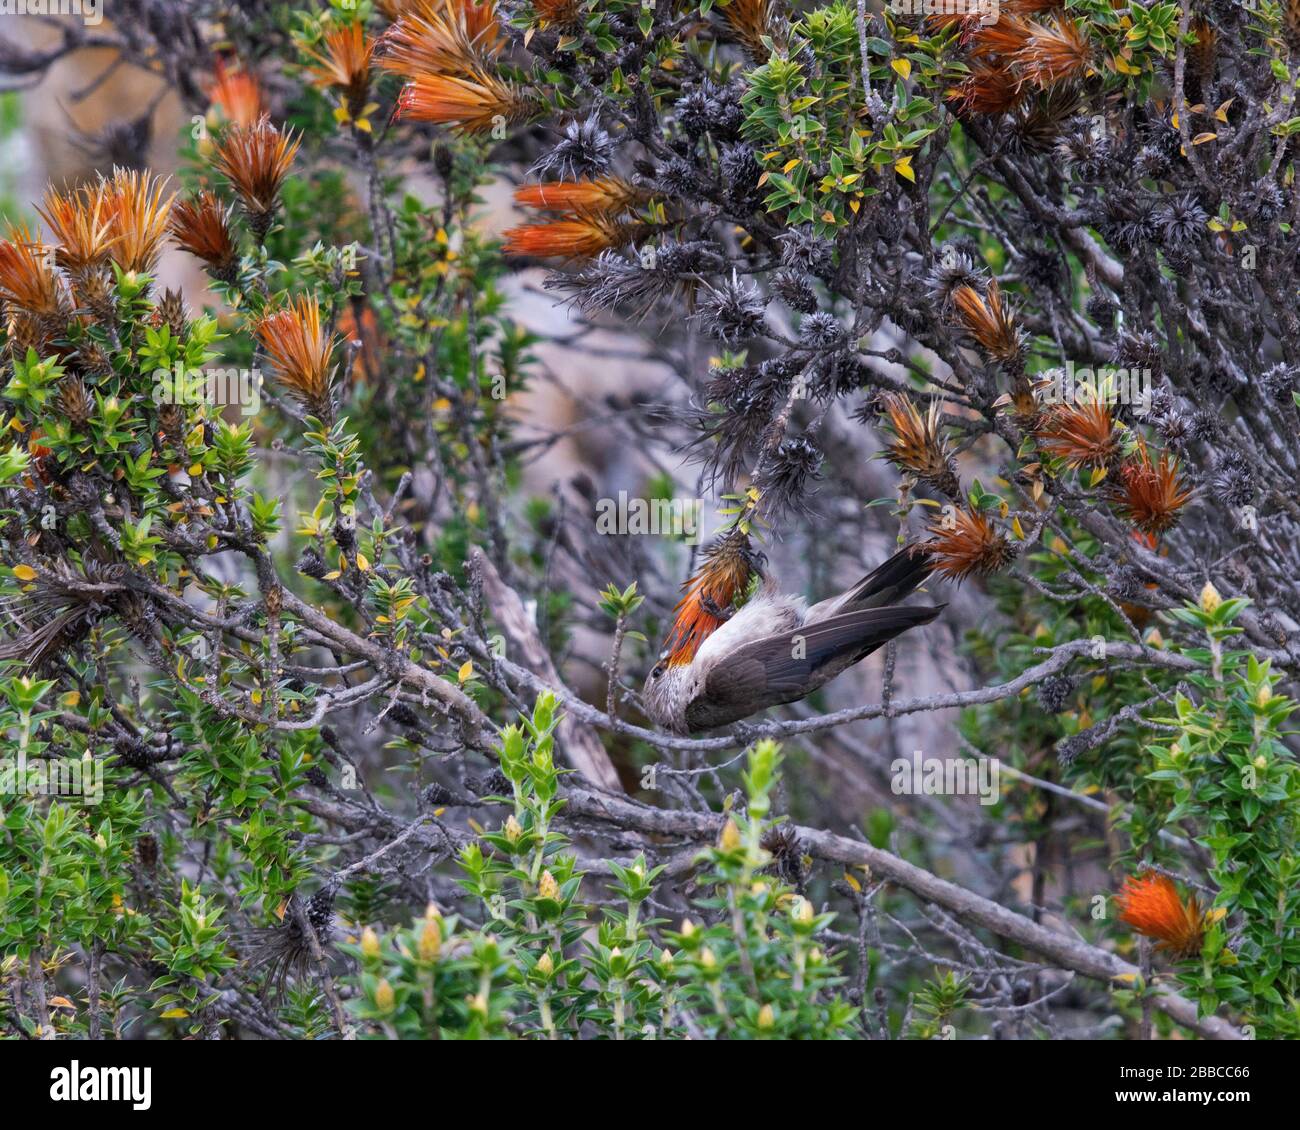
[806, 543, 934, 623]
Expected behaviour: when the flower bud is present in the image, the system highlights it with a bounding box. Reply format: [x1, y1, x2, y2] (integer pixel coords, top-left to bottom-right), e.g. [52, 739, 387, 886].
[719, 817, 741, 851]
[360, 925, 381, 958]
[537, 951, 555, 978]
[1199, 582, 1222, 614]
[504, 813, 523, 844]
[374, 978, 395, 1012]
[1253, 754, 1267, 770]
[418, 917, 441, 962]
[538, 869, 560, 900]
[791, 896, 814, 924]
[1256, 684, 1273, 707]
[757, 1003, 775, 1029]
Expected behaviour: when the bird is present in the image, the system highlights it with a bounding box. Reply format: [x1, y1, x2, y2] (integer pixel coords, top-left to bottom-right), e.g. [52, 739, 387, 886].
[642, 535, 943, 734]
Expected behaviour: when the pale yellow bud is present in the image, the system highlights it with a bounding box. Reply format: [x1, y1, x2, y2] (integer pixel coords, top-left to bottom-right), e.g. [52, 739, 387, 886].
[1253, 755, 1267, 770]
[538, 869, 559, 900]
[1257, 684, 1273, 706]
[374, 978, 395, 1012]
[418, 917, 441, 962]
[360, 926, 381, 958]
[757, 1003, 776, 1029]
[719, 817, 741, 851]
[791, 896, 814, 924]
[504, 814, 523, 844]
[680, 918, 696, 938]
[1200, 582, 1222, 614]
[659, 948, 675, 969]
[537, 951, 555, 977]
[699, 947, 717, 970]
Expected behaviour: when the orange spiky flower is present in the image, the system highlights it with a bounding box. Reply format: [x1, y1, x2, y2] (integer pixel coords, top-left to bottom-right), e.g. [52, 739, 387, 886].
[719, 0, 782, 60]
[947, 63, 1028, 116]
[1016, 19, 1093, 88]
[968, 16, 1032, 60]
[213, 116, 302, 241]
[1034, 398, 1121, 471]
[503, 213, 630, 259]
[397, 69, 534, 134]
[168, 190, 240, 283]
[1115, 873, 1204, 957]
[1107, 438, 1192, 535]
[303, 21, 376, 123]
[876, 392, 960, 498]
[951, 279, 1023, 370]
[255, 294, 337, 418]
[514, 177, 642, 216]
[0, 225, 66, 323]
[660, 528, 761, 666]
[36, 184, 116, 272]
[99, 168, 176, 275]
[533, 0, 581, 27]
[925, 505, 1015, 582]
[377, 0, 502, 78]
[209, 59, 266, 128]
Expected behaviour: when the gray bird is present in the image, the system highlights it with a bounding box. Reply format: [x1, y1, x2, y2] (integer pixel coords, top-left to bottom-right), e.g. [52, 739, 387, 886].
[642, 543, 942, 734]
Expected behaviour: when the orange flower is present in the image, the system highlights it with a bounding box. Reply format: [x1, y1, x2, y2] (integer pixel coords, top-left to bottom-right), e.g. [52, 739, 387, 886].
[209, 59, 266, 128]
[1115, 873, 1204, 957]
[337, 301, 383, 383]
[0, 225, 66, 319]
[256, 294, 337, 416]
[213, 117, 302, 239]
[1016, 19, 1093, 88]
[1107, 438, 1192, 535]
[925, 505, 1015, 582]
[168, 190, 240, 281]
[396, 70, 531, 133]
[968, 16, 1032, 60]
[876, 392, 960, 498]
[514, 177, 641, 216]
[36, 185, 117, 272]
[661, 530, 760, 666]
[947, 64, 1027, 116]
[303, 21, 375, 121]
[502, 213, 629, 259]
[951, 279, 1023, 368]
[378, 0, 502, 78]
[533, 0, 581, 26]
[1034, 398, 1120, 471]
[99, 168, 176, 274]
[719, 0, 781, 60]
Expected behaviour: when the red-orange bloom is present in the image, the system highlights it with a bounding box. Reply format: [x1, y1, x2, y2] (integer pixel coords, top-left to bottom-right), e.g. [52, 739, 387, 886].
[378, 0, 502, 78]
[926, 505, 1015, 582]
[0, 225, 66, 318]
[209, 60, 266, 127]
[1016, 19, 1093, 88]
[968, 16, 1032, 60]
[36, 185, 117, 271]
[303, 21, 375, 119]
[951, 279, 1023, 367]
[168, 190, 240, 280]
[397, 70, 532, 134]
[213, 117, 302, 235]
[99, 168, 176, 274]
[1115, 873, 1204, 957]
[514, 177, 641, 216]
[947, 64, 1027, 116]
[1107, 439, 1192, 535]
[256, 294, 337, 415]
[502, 214, 629, 259]
[1034, 398, 1120, 471]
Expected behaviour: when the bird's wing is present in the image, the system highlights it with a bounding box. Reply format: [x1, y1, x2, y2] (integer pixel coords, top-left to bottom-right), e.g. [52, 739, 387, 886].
[805, 544, 934, 622]
[684, 603, 944, 732]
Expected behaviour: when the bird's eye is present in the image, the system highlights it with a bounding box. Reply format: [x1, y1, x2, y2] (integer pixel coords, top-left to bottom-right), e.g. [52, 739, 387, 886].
[650, 663, 665, 679]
